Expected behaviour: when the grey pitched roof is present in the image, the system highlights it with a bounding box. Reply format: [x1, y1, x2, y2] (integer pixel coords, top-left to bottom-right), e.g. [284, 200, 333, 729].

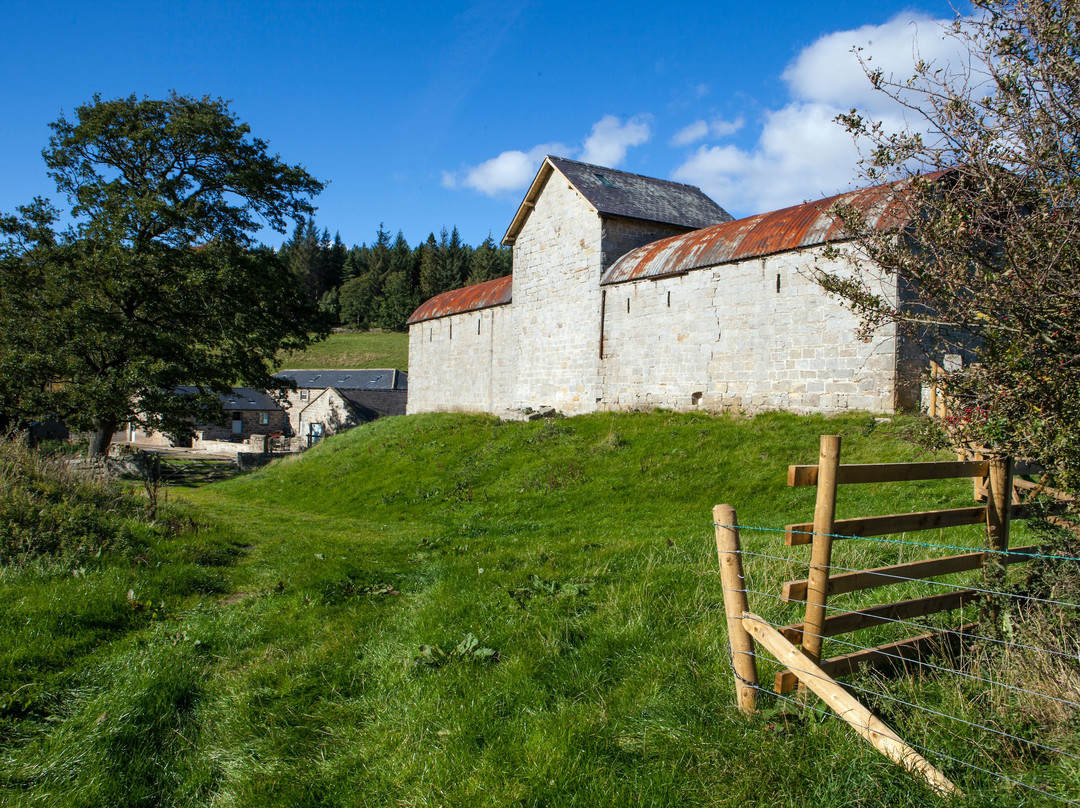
[275, 369, 408, 391]
[175, 386, 282, 411]
[546, 157, 733, 230]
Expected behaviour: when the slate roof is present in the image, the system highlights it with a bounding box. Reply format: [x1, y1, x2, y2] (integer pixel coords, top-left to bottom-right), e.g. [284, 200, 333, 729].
[503, 157, 732, 245]
[548, 157, 732, 229]
[174, 386, 282, 411]
[338, 388, 408, 418]
[275, 369, 408, 391]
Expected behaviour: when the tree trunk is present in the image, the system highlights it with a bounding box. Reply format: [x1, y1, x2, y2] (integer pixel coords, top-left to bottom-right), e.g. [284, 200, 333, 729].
[88, 416, 119, 458]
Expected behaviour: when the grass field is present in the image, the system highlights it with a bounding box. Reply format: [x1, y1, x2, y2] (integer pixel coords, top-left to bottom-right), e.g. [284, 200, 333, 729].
[278, 330, 408, 370]
[1, 411, 1074, 807]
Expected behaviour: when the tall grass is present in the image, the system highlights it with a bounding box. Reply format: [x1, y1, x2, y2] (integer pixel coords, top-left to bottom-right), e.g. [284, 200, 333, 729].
[0, 412, 1075, 807]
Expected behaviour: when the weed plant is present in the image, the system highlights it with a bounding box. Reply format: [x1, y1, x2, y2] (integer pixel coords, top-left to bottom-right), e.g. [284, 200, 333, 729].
[0, 412, 1075, 807]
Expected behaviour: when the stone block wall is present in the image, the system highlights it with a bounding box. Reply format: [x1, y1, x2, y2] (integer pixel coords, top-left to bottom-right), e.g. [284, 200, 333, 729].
[297, 388, 358, 442]
[407, 304, 512, 414]
[601, 217, 694, 270]
[197, 408, 289, 441]
[598, 245, 903, 414]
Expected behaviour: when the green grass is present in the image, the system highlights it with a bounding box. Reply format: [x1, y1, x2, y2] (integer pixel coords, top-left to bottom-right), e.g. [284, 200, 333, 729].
[278, 330, 408, 370]
[1, 411, 1075, 807]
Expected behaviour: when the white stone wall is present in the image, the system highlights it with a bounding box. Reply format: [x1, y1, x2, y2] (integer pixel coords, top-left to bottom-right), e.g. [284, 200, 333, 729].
[505, 172, 604, 414]
[598, 246, 902, 414]
[406, 304, 512, 414]
[601, 218, 693, 270]
[298, 388, 359, 440]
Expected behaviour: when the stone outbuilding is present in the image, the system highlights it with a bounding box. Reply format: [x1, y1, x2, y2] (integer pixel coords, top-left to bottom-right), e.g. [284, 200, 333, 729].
[406, 156, 929, 417]
[274, 368, 408, 446]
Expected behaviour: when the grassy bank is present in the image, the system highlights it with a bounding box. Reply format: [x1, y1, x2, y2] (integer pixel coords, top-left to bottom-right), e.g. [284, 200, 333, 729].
[0, 412, 1073, 806]
[278, 330, 408, 370]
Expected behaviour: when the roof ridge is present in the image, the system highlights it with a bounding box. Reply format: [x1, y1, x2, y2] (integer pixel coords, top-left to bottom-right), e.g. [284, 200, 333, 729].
[546, 155, 707, 192]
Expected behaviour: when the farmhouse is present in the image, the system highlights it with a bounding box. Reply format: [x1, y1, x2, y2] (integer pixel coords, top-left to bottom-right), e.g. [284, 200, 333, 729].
[273, 368, 408, 446]
[116, 370, 407, 453]
[120, 387, 289, 450]
[406, 156, 926, 417]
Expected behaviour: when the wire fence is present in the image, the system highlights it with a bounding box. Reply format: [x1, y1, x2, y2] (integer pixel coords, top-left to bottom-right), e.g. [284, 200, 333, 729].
[717, 521, 1080, 806]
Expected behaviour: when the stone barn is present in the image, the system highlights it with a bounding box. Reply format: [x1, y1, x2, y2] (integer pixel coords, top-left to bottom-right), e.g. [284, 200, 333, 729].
[406, 156, 926, 417]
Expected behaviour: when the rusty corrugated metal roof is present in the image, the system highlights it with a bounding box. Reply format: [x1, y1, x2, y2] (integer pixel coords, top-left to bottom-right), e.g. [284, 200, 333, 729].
[406, 274, 513, 325]
[599, 174, 941, 286]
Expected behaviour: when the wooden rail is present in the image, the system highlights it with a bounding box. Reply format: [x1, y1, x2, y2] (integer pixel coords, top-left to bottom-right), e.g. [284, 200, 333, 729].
[716, 437, 1069, 798]
[781, 545, 1040, 601]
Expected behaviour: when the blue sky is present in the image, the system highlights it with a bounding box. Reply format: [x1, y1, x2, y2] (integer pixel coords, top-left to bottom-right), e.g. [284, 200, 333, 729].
[1, 0, 966, 249]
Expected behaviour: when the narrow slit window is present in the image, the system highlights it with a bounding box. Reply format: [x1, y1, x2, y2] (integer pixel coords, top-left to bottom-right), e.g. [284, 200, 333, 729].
[667, 290, 671, 307]
[627, 298, 631, 313]
[776, 273, 781, 293]
[477, 318, 481, 335]
[449, 322, 453, 340]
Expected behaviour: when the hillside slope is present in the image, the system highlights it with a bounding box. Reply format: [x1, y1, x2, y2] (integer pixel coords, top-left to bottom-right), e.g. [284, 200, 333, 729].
[1, 411, 1056, 807]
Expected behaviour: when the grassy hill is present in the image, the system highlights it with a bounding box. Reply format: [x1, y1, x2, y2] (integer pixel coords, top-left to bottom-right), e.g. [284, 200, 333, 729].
[278, 330, 408, 370]
[0, 411, 1070, 807]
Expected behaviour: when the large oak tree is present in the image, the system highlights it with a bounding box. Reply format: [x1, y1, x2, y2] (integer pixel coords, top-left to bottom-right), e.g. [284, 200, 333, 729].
[0, 93, 328, 455]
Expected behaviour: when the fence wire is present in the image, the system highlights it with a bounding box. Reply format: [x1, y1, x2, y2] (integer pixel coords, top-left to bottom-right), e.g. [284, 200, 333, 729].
[716, 521, 1080, 806]
[751, 674, 1080, 807]
[731, 546, 1080, 661]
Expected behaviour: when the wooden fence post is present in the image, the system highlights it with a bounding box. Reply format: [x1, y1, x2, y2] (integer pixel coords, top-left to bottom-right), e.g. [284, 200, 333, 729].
[928, 362, 939, 418]
[714, 504, 758, 713]
[985, 456, 1013, 623]
[802, 435, 841, 668]
[986, 456, 1013, 554]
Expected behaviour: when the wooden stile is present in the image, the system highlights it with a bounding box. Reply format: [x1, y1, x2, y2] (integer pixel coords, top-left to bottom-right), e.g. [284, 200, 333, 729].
[718, 440, 1051, 796]
[743, 613, 959, 796]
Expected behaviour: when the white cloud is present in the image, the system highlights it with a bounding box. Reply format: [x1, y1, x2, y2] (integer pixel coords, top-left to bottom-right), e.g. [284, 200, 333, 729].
[446, 115, 651, 198]
[579, 115, 652, 167]
[671, 120, 709, 147]
[783, 14, 962, 108]
[671, 116, 744, 147]
[709, 116, 744, 137]
[673, 12, 961, 216]
[444, 142, 567, 197]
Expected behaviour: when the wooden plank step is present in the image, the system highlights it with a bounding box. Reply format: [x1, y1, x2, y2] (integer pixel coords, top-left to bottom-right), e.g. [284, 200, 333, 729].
[777, 589, 979, 644]
[788, 460, 989, 487]
[785, 507, 987, 545]
[781, 545, 1040, 601]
